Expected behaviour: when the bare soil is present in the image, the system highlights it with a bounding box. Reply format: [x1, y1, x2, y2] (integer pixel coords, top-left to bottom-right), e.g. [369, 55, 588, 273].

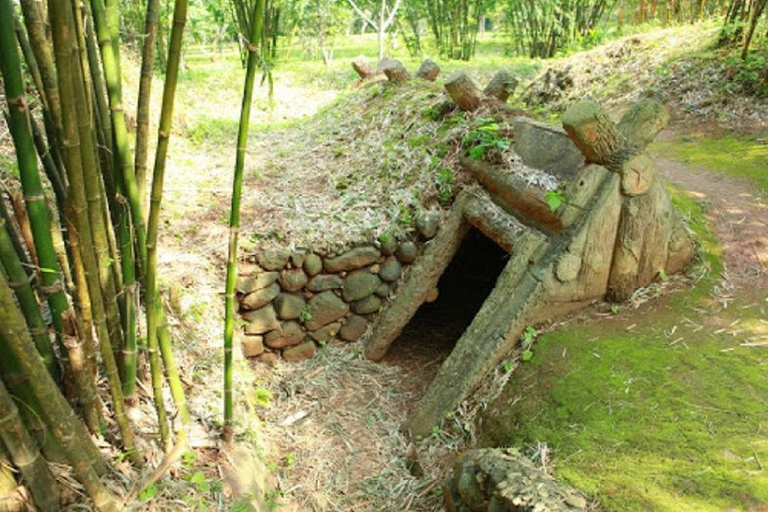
[655, 155, 768, 286]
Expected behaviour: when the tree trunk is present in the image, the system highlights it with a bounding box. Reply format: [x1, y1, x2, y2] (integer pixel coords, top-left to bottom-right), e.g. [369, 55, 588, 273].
[444, 71, 483, 111]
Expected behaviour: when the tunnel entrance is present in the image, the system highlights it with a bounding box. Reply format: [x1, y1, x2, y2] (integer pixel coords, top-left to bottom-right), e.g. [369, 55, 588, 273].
[383, 228, 509, 392]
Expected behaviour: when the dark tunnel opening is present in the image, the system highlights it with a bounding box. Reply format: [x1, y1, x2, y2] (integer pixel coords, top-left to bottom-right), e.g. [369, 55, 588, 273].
[384, 228, 509, 390]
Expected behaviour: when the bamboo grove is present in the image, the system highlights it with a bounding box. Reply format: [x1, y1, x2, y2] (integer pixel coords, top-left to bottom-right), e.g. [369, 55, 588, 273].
[0, 0, 191, 508]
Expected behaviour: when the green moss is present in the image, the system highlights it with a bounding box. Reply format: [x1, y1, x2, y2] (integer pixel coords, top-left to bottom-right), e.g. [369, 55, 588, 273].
[652, 134, 768, 194]
[479, 190, 768, 510]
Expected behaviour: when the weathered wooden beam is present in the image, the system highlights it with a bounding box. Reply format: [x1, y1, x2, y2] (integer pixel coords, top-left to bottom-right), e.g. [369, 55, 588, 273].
[363, 192, 471, 361]
[607, 178, 675, 302]
[461, 156, 564, 235]
[463, 193, 527, 253]
[617, 98, 670, 150]
[351, 55, 380, 80]
[561, 100, 627, 167]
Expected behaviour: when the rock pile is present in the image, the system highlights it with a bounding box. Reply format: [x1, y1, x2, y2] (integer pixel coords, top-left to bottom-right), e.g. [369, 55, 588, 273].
[237, 212, 442, 362]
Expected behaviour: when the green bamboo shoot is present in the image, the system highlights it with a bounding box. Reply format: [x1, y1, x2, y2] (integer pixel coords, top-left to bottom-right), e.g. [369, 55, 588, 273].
[224, 0, 265, 442]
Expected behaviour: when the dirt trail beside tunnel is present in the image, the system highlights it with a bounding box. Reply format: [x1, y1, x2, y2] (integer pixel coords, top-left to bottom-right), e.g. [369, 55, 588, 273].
[655, 156, 768, 288]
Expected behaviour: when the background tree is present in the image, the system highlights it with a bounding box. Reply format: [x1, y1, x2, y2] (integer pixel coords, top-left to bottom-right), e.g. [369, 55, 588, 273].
[347, 0, 403, 60]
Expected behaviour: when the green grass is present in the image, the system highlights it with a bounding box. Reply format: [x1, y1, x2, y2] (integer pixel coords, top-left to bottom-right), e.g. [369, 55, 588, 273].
[652, 133, 768, 194]
[479, 189, 768, 511]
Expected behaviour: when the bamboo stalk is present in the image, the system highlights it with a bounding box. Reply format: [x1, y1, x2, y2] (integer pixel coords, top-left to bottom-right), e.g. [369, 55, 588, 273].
[0, 216, 60, 379]
[71, 0, 125, 367]
[135, 0, 161, 216]
[224, 0, 265, 443]
[47, 0, 141, 467]
[0, 333, 63, 464]
[156, 298, 190, 426]
[120, 202, 139, 404]
[18, 0, 62, 134]
[0, 377, 60, 512]
[0, 191, 31, 275]
[0, 0, 94, 403]
[0, 270, 116, 511]
[145, 0, 189, 449]
[89, 0, 147, 260]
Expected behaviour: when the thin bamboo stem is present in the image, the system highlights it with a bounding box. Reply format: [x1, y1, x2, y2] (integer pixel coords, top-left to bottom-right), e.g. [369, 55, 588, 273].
[135, 0, 161, 216]
[0, 216, 60, 379]
[224, 0, 265, 443]
[145, 0, 189, 449]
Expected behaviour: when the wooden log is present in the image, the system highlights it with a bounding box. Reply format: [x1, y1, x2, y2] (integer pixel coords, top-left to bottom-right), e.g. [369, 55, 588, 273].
[561, 100, 626, 167]
[558, 164, 611, 227]
[351, 55, 379, 80]
[364, 193, 471, 361]
[620, 152, 657, 196]
[415, 58, 440, 81]
[607, 177, 675, 302]
[461, 156, 564, 235]
[463, 193, 527, 253]
[545, 172, 622, 302]
[379, 58, 411, 83]
[444, 71, 483, 111]
[617, 99, 670, 149]
[483, 70, 518, 102]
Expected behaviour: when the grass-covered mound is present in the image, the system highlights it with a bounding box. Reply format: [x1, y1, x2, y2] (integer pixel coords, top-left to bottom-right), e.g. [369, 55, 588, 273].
[238, 78, 558, 255]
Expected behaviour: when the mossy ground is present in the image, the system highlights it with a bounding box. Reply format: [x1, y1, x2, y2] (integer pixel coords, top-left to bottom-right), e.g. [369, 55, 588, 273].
[479, 187, 768, 510]
[652, 133, 768, 194]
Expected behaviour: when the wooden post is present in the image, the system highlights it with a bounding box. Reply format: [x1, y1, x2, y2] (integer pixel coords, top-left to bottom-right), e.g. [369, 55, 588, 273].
[351, 54, 379, 80]
[379, 58, 410, 83]
[483, 70, 518, 102]
[416, 58, 440, 81]
[444, 71, 483, 111]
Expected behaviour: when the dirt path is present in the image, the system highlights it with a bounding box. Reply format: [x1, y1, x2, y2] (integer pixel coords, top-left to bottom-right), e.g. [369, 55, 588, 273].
[655, 156, 768, 288]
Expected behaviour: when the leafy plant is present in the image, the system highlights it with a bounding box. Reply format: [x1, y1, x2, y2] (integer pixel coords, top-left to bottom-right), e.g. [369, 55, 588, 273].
[140, 484, 158, 501]
[435, 167, 456, 204]
[545, 189, 565, 211]
[462, 118, 511, 162]
[521, 326, 538, 362]
[254, 387, 273, 408]
[298, 306, 313, 323]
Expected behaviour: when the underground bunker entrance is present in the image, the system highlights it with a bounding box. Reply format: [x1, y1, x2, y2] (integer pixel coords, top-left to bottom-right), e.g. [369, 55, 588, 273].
[383, 228, 509, 396]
